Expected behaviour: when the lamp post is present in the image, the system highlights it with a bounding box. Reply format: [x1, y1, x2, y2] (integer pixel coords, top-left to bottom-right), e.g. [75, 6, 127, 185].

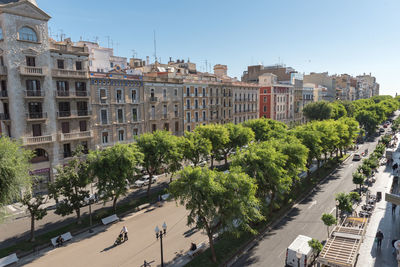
[89, 182, 94, 233]
[155, 222, 167, 267]
[296, 249, 302, 267]
[335, 200, 340, 223]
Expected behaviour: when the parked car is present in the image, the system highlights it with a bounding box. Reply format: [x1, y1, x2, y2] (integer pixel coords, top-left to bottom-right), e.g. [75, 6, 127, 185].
[379, 128, 385, 133]
[383, 123, 388, 128]
[133, 175, 158, 188]
[353, 153, 362, 161]
[285, 235, 315, 267]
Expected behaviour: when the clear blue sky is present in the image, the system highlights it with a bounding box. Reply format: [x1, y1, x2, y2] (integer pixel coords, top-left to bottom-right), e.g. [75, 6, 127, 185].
[38, 0, 399, 96]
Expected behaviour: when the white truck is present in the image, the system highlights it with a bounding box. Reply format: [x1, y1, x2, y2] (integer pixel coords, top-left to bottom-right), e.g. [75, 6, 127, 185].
[285, 235, 315, 267]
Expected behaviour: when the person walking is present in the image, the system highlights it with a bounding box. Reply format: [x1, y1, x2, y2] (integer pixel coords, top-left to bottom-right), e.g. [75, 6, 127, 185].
[376, 229, 384, 249]
[393, 203, 397, 215]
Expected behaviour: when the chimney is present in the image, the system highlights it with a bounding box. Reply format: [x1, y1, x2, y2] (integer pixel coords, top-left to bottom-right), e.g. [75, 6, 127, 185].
[146, 56, 149, 65]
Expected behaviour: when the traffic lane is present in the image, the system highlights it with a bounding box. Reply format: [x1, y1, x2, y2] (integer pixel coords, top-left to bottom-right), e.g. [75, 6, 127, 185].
[0, 175, 170, 248]
[21, 201, 206, 267]
[232, 148, 370, 266]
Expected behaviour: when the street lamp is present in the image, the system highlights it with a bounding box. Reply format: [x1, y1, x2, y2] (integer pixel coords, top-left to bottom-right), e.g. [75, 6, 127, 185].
[89, 182, 94, 233]
[335, 200, 340, 223]
[155, 222, 167, 267]
[296, 249, 302, 267]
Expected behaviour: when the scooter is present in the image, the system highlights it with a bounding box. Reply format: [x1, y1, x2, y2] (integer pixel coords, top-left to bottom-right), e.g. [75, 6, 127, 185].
[114, 234, 123, 246]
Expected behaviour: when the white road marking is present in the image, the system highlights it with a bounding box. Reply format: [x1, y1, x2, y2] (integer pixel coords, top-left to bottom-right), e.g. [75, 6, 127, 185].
[278, 250, 285, 258]
[329, 207, 336, 214]
[308, 200, 317, 209]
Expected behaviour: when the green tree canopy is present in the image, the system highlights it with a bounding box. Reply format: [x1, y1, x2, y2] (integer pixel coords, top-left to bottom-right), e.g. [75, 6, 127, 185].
[181, 131, 211, 167]
[330, 102, 347, 120]
[243, 118, 287, 142]
[222, 123, 255, 165]
[308, 238, 323, 257]
[321, 213, 337, 237]
[335, 192, 353, 214]
[303, 101, 332, 121]
[169, 167, 263, 263]
[89, 144, 143, 211]
[352, 172, 365, 190]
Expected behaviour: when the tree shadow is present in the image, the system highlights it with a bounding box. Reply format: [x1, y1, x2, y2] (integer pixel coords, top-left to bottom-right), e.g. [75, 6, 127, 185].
[183, 227, 199, 238]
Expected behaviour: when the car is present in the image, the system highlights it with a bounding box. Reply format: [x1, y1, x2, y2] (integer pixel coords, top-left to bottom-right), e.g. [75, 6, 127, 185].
[353, 153, 362, 161]
[133, 175, 158, 188]
[379, 128, 385, 133]
[199, 160, 207, 167]
[384, 123, 388, 128]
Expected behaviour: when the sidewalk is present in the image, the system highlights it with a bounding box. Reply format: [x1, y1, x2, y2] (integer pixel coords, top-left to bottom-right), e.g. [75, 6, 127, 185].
[357, 134, 400, 267]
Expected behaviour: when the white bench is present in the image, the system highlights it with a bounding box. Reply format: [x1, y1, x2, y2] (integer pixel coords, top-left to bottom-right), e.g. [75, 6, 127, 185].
[101, 214, 119, 225]
[51, 232, 72, 247]
[187, 243, 206, 258]
[0, 253, 18, 267]
[161, 193, 170, 201]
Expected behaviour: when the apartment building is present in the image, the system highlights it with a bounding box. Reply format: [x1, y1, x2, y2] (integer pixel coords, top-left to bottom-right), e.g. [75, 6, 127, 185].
[183, 82, 208, 132]
[90, 72, 144, 148]
[259, 73, 294, 123]
[357, 73, 379, 99]
[303, 72, 336, 102]
[232, 83, 259, 124]
[143, 74, 183, 135]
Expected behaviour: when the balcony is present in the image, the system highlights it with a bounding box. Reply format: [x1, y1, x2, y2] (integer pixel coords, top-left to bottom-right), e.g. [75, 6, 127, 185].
[0, 66, 7, 76]
[57, 110, 91, 119]
[19, 66, 45, 76]
[60, 131, 93, 141]
[0, 113, 10, 120]
[26, 112, 47, 121]
[149, 97, 158, 102]
[0, 90, 8, 99]
[22, 134, 54, 145]
[25, 90, 45, 98]
[55, 91, 89, 98]
[52, 69, 89, 79]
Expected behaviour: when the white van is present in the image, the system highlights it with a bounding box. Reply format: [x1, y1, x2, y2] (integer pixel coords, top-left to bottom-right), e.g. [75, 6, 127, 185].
[285, 235, 315, 267]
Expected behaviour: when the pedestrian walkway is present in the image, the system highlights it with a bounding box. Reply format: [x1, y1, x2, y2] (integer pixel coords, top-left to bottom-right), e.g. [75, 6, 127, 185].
[357, 133, 400, 267]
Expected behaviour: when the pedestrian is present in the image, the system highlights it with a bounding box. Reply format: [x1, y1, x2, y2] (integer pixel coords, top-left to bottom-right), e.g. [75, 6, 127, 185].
[121, 225, 128, 241]
[376, 229, 384, 249]
[393, 203, 397, 215]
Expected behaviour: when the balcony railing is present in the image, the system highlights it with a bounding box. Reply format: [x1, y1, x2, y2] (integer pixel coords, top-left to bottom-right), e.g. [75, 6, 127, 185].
[77, 110, 91, 116]
[19, 66, 45, 76]
[0, 90, 7, 98]
[25, 90, 45, 97]
[26, 112, 47, 120]
[55, 91, 89, 97]
[0, 113, 10, 120]
[60, 131, 93, 141]
[52, 69, 89, 78]
[57, 110, 91, 118]
[149, 97, 158, 102]
[23, 134, 54, 145]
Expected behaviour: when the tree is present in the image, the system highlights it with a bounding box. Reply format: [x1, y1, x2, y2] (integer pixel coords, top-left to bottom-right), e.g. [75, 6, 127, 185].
[89, 144, 143, 211]
[308, 238, 323, 258]
[181, 131, 211, 167]
[348, 192, 361, 203]
[169, 167, 263, 263]
[243, 118, 287, 142]
[49, 148, 91, 224]
[303, 101, 332, 121]
[352, 172, 365, 191]
[355, 110, 379, 136]
[330, 102, 347, 120]
[0, 137, 32, 209]
[21, 184, 47, 241]
[292, 125, 322, 173]
[137, 131, 181, 196]
[195, 124, 229, 168]
[335, 192, 353, 215]
[222, 123, 254, 165]
[321, 213, 336, 237]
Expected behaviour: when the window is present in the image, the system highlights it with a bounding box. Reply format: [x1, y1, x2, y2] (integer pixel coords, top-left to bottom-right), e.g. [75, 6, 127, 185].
[131, 89, 137, 101]
[195, 112, 199, 122]
[116, 89, 123, 103]
[57, 59, 64, 69]
[28, 102, 42, 118]
[163, 89, 167, 99]
[152, 124, 157, 132]
[202, 111, 206, 120]
[26, 80, 41, 95]
[186, 99, 190, 109]
[117, 109, 124, 123]
[79, 121, 87, 132]
[100, 89, 107, 104]
[76, 61, 82, 70]
[174, 89, 178, 96]
[175, 121, 179, 132]
[58, 102, 70, 117]
[186, 112, 190, 122]
[164, 123, 169, 131]
[151, 105, 155, 119]
[61, 122, 70, 133]
[75, 82, 86, 96]
[202, 88, 206, 96]
[56, 81, 69, 96]
[63, 143, 72, 158]
[263, 106, 267, 112]
[163, 105, 167, 116]
[133, 128, 138, 136]
[186, 87, 190, 96]
[118, 130, 124, 141]
[264, 96, 267, 103]
[77, 102, 88, 116]
[187, 125, 191, 132]
[32, 124, 41, 137]
[195, 88, 198, 97]
[26, 56, 36, 67]
[102, 132, 109, 144]
[202, 99, 206, 108]
[101, 110, 108, 125]
[195, 99, 198, 109]
[174, 105, 178, 117]
[150, 89, 155, 98]
[132, 108, 138, 121]
[18, 27, 37, 42]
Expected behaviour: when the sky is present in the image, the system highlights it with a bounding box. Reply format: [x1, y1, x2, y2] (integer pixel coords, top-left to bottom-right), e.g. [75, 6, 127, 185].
[37, 0, 400, 96]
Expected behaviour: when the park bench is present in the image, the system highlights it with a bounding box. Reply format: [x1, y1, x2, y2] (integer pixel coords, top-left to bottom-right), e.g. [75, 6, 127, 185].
[101, 214, 119, 225]
[0, 253, 19, 267]
[51, 232, 72, 247]
[161, 193, 170, 201]
[187, 243, 206, 258]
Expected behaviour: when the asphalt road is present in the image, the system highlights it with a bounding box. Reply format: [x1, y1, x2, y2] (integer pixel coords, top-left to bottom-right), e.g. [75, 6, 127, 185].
[18, 201, 207, 267]
[0, 176, 171, 249]
[231, 135, 385, 266]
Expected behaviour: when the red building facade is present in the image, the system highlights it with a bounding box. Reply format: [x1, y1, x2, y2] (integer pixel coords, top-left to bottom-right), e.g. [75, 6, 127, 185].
[259, 85, 292, 122]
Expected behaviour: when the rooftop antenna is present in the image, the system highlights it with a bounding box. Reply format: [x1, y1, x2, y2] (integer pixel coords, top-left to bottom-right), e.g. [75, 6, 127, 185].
[153, 30, 157, 63]
[58, 29, 64, 42]
[131, 49, 137, 58]
[93, 36, 99, 44]
[205, 59, 208, 72]
[105, 36, 110, 48]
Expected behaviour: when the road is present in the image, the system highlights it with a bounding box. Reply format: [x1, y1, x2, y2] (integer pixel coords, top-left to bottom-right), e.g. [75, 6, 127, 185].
[0, 175, 171, 249]
[18, 201, 207, 267]
[231, 135, 385, 266]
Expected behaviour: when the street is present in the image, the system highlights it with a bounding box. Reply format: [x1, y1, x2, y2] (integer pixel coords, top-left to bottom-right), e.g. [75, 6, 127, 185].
[18, 201, 207, 267]
[231, 137, 383, 266]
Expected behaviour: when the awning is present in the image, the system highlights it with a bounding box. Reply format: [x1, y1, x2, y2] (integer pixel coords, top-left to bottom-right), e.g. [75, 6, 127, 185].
[385, 193, 400, 206]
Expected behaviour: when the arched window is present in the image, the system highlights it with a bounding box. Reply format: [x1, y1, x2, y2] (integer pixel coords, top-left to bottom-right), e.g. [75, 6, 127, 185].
[31, 148, 49, 163]
[18, 26, 38, 42]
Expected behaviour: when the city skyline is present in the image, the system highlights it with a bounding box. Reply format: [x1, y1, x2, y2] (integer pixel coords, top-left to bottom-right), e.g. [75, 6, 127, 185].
[38, 0, 399, 96]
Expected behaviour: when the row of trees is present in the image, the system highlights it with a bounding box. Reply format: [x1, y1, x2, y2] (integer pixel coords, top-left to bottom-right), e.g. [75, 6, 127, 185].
[303, 96, 399, 136]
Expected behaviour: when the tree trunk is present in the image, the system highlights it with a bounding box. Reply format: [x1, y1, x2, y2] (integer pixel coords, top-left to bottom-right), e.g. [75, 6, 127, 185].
[327, 226, 329, 238]
[75, 208, 81, 224]
[208, 233, 217, 263]
[317, 159, 321, 169]
[211, 156, 214, 169]
[224, 153, 228, 166]
[147, 174, 153, 197]
[30, 214, 35, 242]
[113, 196, 118, 213]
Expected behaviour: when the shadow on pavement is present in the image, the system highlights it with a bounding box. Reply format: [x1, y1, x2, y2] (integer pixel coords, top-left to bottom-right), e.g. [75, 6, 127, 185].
[183, 227, 199, 238]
